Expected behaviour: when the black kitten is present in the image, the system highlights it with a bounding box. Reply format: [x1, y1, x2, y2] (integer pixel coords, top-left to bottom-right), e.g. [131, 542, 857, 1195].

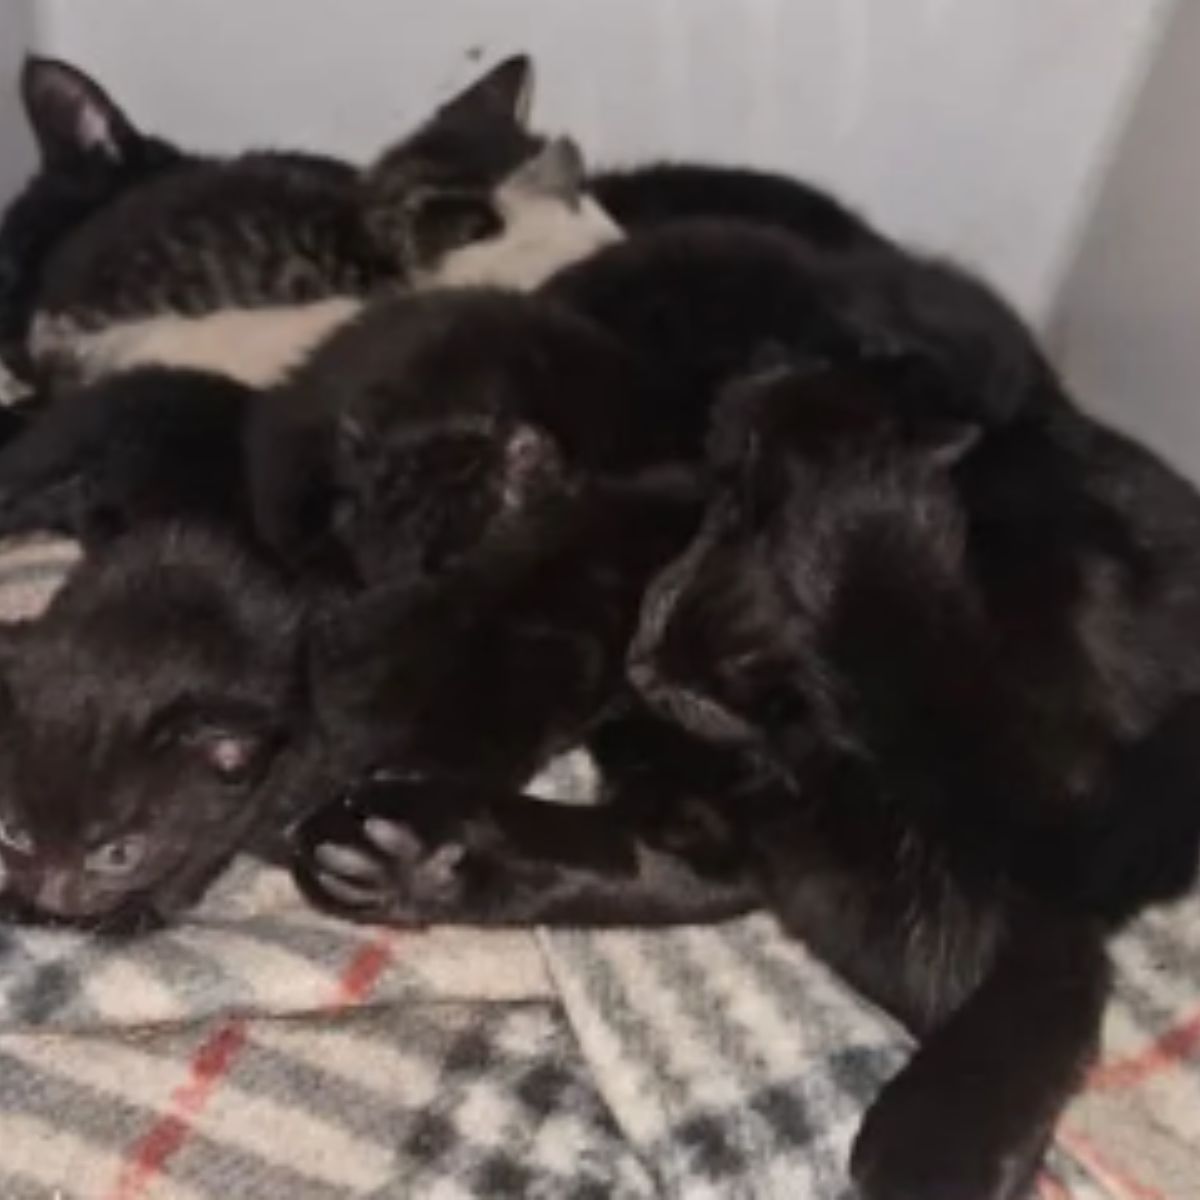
[294, 454, 758, 924]
[621, 367, 1200, 1197]
[0, 57, 188, 380]
[542, 218, 1063, 456]
[0, 523, 307, 931]
[295, 364, 1200, 1198]
[0, 367, 257, 546]
[248, 287, 656, 586]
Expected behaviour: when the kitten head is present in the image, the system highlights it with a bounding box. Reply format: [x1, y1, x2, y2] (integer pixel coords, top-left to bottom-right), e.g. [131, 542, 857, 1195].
[320, 291, 627, 588]
[333, 402, 568, 589]
[630, 363, 980, 761]
[253, 288, 648, 587]
[0, 58, 187, 378]
[361, 56, 620, 290]
[843, 253, 1063, 425]
[0, 525, 303, 930]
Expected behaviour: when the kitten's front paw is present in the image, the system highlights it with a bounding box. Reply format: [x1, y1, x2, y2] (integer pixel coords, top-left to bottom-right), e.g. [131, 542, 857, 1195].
[851, 1080, 1045, 1200]
[291, 780, 471, 925]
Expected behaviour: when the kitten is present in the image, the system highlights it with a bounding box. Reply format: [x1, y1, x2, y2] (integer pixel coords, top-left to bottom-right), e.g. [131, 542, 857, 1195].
[0, 523, 308, 931]
[0, 61, 619, 550]
[294, 453, 757, 927]
[0, 367, 257, 546]
[4, 55, 618, 388]
[296, 363, 1200, 1200]
[543, 219, 1062, 444]
[623, 367, 1200, 1198]
[249, 219, 1055, 588]
[247, 287, 657, 585]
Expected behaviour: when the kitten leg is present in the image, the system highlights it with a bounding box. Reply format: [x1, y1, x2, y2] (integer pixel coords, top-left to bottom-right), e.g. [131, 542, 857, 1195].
[291, 775, 761, 927]
[850, 912, 1109, 1200]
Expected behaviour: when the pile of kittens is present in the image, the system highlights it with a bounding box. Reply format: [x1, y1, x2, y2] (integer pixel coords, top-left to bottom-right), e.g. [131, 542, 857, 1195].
[0, 51, 1196, 1200]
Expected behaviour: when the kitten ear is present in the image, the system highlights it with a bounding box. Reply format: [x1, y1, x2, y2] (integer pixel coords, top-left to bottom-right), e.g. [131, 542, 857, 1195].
[508, 137, 586, 201]
[438, 55, 535, 129]
[747, 341, 793, 378]
[336, 411, 370, 465]
[21, 56, 142, 166]
[708, 366, 776, 470]
[909, 418, 982, 469]
[499, 422, 564, 510]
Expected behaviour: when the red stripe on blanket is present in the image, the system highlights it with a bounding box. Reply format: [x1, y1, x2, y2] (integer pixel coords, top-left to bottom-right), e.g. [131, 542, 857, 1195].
[104, 929, 400, 1200]
[328, 933, 397, 1007]
[1038, 1175, 1073, 1200]
[106, 1020, 249, 1200]
[1088, 1005, 1200, 1090]
[1056, 1127, 1165, 1200]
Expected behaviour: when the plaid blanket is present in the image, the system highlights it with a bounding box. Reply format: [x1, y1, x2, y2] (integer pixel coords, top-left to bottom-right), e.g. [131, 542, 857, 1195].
[0, 540, 1194, 1200]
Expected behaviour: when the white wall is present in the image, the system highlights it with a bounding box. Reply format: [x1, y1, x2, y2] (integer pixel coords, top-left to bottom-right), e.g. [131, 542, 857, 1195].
[1052, 2, 1200, 480]
[29, 0, 1169, 323]
[0, 1, 36, 200]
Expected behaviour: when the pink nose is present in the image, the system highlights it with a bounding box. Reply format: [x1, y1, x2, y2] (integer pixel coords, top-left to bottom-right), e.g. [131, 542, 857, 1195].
[34, 868, 76, 914]
[32, 868, 113, 917]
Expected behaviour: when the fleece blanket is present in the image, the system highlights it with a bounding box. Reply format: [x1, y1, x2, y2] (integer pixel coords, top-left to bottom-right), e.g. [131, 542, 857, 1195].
[0, 539, 1194, 1200]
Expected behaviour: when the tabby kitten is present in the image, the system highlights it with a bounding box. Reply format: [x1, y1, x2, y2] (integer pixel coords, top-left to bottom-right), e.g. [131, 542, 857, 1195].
[3, 54, 617, 388]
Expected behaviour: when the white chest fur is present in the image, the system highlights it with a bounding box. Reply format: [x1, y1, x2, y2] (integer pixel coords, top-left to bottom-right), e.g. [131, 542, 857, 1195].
[32, 297, 366, 389]
[33, 189, 623, 388]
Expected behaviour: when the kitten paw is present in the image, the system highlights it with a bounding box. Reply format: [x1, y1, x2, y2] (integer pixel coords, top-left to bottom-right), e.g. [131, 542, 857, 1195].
[291, 780, 472, 924]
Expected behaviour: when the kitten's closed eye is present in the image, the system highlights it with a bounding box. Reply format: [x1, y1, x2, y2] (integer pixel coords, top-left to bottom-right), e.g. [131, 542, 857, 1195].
[0, 816, 32, 855]
[177, 724, 275, 785]
[150, 702, 280, 786]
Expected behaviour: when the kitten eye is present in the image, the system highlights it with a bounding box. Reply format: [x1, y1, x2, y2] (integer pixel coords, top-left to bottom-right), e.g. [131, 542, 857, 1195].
[85, 834, 148, 878]
[0, 817, 32, 855]
[412, 193, 503, 260]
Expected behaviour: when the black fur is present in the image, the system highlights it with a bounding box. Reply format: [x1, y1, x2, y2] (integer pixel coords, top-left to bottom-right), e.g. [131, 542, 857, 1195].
[294, 362, 1200, 1198]
[248, 288, 657, 586]
[591, 161, 889, 252]
[251, 221, 1060, 591]
[301, 468, 705, 782]
[0, 524, 308, 931]
[544, 219, 1063, 450]
[0, 367, 256, 546]
[0, 57, 187, 378]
